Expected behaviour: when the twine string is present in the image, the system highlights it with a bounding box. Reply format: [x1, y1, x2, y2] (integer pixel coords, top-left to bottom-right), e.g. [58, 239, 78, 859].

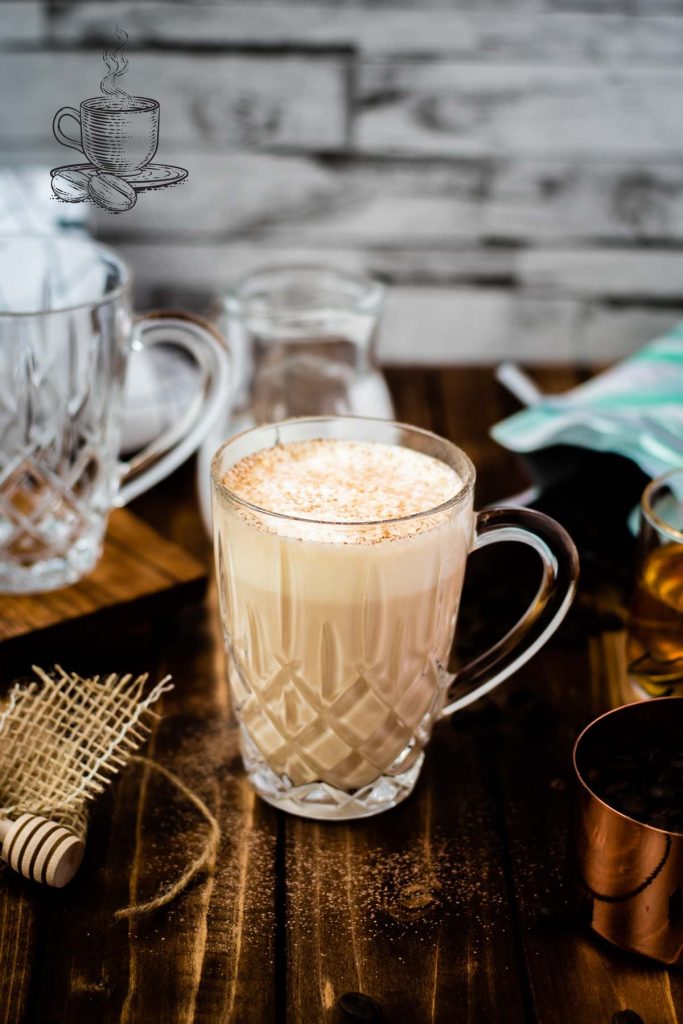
[114, 755, 220, 921]
[0, 667, 220, 918]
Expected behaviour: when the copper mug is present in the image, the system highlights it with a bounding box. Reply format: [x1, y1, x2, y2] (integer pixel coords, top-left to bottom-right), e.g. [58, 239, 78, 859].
[573, 697, 683, 965]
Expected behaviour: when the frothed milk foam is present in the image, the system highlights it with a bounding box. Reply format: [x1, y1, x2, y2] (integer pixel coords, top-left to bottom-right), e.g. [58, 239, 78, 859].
[214, 439, 472, 793]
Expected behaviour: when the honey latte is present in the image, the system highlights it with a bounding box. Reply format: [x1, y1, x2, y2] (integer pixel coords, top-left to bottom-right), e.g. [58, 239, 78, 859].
[214, 439, 472, 793]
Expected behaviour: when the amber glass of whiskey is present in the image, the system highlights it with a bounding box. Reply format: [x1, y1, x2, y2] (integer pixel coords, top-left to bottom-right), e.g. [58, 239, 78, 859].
[628, 468, 683, 697]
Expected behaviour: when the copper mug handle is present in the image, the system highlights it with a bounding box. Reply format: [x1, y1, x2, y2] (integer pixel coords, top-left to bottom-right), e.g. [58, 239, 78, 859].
[442, 507, 579, 716]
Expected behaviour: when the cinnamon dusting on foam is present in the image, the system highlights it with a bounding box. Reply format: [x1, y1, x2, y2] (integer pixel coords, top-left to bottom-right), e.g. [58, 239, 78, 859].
[220, 439, 463, 543]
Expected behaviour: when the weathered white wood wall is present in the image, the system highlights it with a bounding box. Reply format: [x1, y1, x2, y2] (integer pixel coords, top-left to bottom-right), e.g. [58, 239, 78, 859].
[2, 0, 683, 363]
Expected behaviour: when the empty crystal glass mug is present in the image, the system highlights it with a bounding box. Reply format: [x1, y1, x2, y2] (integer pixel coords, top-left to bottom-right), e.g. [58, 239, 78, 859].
[211, 416, 579, 820]
[0, 235, 230, 593]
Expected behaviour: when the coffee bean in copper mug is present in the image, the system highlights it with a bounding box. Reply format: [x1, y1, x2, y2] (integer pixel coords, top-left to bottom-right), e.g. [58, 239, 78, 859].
[587, 735, 683, 830]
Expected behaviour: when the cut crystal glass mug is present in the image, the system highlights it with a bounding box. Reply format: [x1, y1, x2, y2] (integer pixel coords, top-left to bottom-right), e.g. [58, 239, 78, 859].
[0, 235, 230, 593]
[212, 416, 579, 821]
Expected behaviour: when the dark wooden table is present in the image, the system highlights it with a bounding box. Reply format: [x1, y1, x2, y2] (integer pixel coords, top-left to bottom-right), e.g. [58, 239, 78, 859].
[2, 367, 681, 1024]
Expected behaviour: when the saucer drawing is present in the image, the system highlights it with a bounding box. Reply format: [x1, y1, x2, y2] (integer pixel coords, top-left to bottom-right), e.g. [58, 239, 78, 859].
[51, 31, 187, 213]
[51, 163, 188, 191]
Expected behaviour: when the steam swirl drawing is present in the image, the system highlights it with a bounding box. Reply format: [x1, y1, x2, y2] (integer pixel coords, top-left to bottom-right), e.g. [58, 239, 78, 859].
[51, 28, 187, 213]
[100, 29, 133, 105]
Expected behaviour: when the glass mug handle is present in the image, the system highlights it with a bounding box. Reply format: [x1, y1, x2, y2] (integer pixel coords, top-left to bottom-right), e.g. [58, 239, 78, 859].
[116, 312, 231, 506]
[52, 107, 83, 152]
[441, 507, 579, 716]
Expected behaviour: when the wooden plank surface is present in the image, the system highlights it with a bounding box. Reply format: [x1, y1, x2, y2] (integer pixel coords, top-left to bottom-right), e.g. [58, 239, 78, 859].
[0, 51, 347, 152]
[1, 367, 682, 1023]
[5, 6, 683, 367]
[112, 242, 680, 365]
[284, 727, 527, 1023]
[0, 508, 206, 643]
[16, 153, 677, 246]
[47, 3, 683, 61]
[355, 62, 683, 160]
[0, 3, 44, 44]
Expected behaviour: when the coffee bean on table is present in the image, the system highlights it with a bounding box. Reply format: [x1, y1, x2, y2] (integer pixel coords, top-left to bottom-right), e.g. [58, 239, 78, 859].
[88, 173, 137, 212]
[51, 168, 90, 202]
[611, 1011, 645, 1024]
[337, 992, 384, 1022]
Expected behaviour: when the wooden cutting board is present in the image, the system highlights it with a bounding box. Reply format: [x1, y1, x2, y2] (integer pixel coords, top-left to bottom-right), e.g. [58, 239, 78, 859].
[0, 509, 207, 644]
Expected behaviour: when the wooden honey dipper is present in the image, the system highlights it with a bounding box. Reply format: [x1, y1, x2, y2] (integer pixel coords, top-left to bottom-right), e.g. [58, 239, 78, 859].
[0, 813, 85, 888]
[0, 667, 174, 898]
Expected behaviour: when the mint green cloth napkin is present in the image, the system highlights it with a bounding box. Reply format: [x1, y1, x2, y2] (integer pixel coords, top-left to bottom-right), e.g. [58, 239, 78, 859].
[491, 325, 683, 480]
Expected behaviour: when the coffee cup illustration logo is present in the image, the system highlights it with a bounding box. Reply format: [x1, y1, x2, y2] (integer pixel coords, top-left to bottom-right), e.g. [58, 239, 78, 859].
[51, 28, 187, 213]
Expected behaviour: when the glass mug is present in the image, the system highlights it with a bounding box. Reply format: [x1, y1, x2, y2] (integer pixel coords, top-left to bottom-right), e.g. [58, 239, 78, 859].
[212, 416, 579, 820]
[627, 467, 683, 697]
[0, 235, 230, 593]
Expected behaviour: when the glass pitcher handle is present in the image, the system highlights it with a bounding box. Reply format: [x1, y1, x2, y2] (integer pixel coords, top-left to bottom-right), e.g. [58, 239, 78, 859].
[441, 507, 579, 717]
